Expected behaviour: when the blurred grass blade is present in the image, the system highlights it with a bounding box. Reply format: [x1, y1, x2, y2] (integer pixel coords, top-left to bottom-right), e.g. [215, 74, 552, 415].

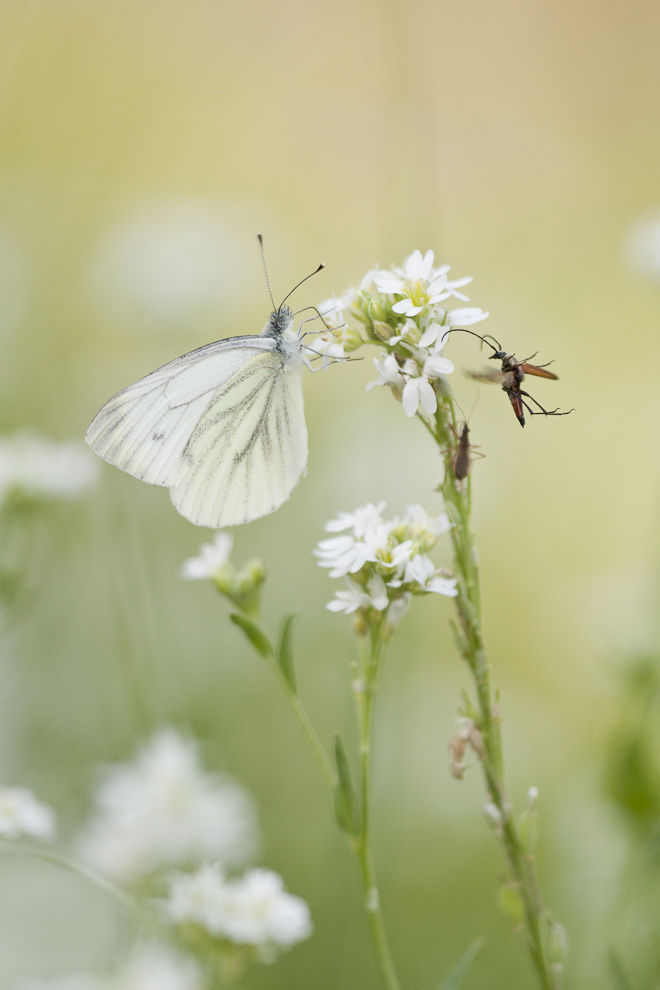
[276, 613, 298, 693]
[230, 613, 273, 659]
[333, 733, 361, 837]
[438, 938, 484, 990]
[608, 951, 633, 990]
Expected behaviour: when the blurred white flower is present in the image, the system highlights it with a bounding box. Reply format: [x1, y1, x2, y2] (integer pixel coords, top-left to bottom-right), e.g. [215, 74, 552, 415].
[0, 787, 55, 840]
[402, 505, 452, 542]
[324, 502, 386, 536]
[404, 555, 457, 596]
[19, 943, 202, 990]
[326, 574, 389, 614]
[76, 730, 257, 883]
[165, 861, 228, 935]
[624, 210, 660, 282]
[386, 593, 411, 630]
[221, 869, 312, 949]
[0, 434, 99, 507]
[315, 522, 409, 579]
[164, 864, 312, 951]
[181, 532, 233, 580]
[314, 534, 379, 578]
[365, 353, 405, 392]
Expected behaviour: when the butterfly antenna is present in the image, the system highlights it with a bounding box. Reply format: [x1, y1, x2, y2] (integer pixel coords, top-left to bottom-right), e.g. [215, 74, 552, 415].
[279, 263, 326, 310]
[257, 233, 276, 311]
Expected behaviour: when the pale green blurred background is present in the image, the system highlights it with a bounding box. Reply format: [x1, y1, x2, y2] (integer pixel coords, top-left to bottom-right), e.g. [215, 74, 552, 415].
[0, 0, 659, 986]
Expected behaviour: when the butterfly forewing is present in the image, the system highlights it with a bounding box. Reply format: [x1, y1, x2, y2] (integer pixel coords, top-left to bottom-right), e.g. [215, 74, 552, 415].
[171, 349, 307, 528]
[86, 333, 309, 527]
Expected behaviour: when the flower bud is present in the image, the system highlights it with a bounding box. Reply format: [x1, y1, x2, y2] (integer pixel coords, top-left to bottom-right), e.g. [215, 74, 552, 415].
[366, 299, 388, 324]
[371, 320, 394, 342]
[339, 326, 365, 353]
[214, 559, 267, 618]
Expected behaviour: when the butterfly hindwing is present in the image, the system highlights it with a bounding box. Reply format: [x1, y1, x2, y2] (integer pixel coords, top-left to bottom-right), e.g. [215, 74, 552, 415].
[170, 348, 308, 528]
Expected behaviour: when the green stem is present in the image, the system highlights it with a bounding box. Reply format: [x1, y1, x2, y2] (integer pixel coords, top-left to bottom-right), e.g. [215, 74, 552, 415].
[237, 611, 399, 987]
[0, 841, 138, 915]
[354, 628, 401, 990]
[247, 616, 336, 790]
[432, 401, 559, 990]
[283, 686, 336, 790]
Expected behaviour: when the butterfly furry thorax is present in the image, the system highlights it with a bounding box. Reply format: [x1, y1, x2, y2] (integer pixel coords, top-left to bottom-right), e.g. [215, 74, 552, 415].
[262, 306, 304, 369]
[86, 304, 309, 529]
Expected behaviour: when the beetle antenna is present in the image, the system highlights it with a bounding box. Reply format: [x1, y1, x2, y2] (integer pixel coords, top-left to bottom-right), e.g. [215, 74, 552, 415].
[440, 327, 501, 353]
[279, 263, 326, 310]
[257, 233, 276, 311]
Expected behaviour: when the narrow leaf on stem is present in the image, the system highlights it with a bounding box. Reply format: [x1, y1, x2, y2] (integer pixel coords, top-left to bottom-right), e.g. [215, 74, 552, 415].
[276, 613, 298, 693]
[229, 613, 273, 659]
[333, 732, 361, 838]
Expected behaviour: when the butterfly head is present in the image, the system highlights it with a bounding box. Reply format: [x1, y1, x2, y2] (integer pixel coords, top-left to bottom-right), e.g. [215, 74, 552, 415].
[264, 306, 295, 338]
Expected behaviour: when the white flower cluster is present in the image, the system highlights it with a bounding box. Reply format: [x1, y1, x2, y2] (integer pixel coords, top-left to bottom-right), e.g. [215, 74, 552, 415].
[19, 943, 202, 990]
[0, 433, 99, 508]
[76, 730, 257, 883]
[315, 502, 457, 621]
[0, 786, 55, 841]
[320, 249, 489, 418]
[164, 862, 312, 956]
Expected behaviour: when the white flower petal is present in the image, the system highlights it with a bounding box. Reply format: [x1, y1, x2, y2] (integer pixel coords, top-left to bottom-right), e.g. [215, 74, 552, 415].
[418, 322, 441, 348]
[403, 250, 424, 280]
[424, 355, 455, 378]
[402, 379, 420, 417]
[418, 379, 438, 415]
[427, 576, 458, 597]
[447, 307, 489, 326]
[420, 250, 435, 279]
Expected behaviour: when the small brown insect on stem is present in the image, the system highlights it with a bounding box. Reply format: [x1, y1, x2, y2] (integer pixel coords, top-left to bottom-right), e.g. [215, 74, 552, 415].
[447, 423, 485, 481]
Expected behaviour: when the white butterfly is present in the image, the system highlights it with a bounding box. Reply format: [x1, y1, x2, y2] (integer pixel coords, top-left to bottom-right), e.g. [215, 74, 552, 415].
[86, 303, 313, 529]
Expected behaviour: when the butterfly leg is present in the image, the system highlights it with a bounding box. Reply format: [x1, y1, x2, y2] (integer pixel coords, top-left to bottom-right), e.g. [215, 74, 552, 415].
[292, 305, 338, 333]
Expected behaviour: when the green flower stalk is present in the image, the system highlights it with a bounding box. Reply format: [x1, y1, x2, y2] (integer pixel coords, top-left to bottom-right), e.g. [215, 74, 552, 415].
[326, 248, 565, 989]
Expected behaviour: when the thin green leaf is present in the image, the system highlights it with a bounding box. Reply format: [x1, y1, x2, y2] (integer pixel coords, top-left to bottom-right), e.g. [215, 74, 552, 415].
[438, 938, 484, 990]
[333, 733, 361, 838]
[229, 613, 273, 659]
[276, 613, 298, 693]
